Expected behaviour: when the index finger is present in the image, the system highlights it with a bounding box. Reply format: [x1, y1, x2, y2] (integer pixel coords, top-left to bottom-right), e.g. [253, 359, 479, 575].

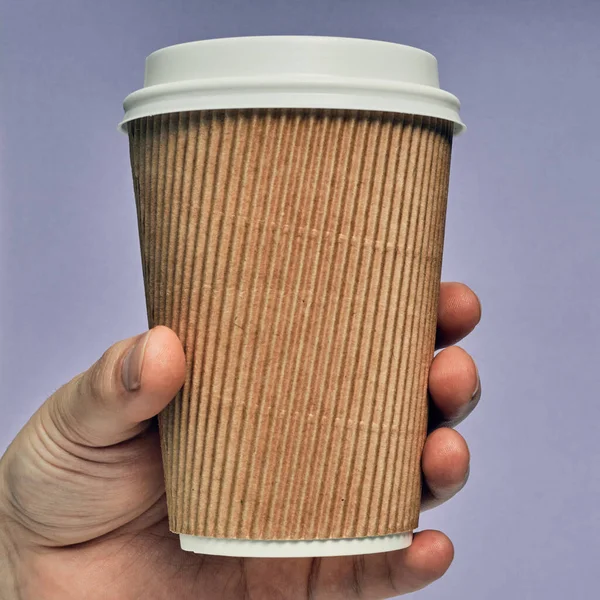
[435, 282, 481, 350]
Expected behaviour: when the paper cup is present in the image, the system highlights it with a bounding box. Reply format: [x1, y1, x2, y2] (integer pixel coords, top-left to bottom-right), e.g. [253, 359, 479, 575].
[122, 36, 462, 558]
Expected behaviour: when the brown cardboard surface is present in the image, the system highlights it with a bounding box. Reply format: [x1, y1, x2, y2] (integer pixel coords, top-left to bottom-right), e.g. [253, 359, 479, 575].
[128, 109, 453, 540]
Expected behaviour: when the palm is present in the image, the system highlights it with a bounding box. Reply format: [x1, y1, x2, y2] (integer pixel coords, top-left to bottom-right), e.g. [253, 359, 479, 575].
[21, 426, 428, 599]
[37, 520, 412, 599]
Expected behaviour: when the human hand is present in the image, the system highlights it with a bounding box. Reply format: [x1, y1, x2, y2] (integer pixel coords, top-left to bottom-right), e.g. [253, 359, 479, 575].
[0, 282, 481, 599]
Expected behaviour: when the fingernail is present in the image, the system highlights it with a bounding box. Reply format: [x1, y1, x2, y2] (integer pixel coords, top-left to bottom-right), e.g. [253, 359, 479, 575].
[122, 331, 152, 392]
[471, 369, 481, 403]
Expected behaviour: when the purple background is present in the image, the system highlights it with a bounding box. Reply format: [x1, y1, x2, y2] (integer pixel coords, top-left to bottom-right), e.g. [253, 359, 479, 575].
[1, 1, 599, 597]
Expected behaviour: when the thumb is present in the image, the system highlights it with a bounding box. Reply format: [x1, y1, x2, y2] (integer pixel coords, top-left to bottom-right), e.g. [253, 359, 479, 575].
[43, 326, 186, 448]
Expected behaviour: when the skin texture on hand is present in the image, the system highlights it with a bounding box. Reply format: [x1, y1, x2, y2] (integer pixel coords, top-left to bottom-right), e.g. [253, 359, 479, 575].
[0, 524, 19, 598]
[0, 282, 481, 600]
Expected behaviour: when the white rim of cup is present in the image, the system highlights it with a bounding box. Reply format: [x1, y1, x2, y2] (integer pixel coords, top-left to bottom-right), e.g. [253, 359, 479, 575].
[179, 531, 413, 558]
[120, 36, 465, 134]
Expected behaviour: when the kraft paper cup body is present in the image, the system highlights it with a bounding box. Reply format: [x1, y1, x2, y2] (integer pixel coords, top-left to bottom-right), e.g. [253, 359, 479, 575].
[122, 37, 462, 558]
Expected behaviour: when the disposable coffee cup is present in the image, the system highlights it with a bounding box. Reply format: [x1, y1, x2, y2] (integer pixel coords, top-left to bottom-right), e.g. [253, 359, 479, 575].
[120, 36, 464, 558]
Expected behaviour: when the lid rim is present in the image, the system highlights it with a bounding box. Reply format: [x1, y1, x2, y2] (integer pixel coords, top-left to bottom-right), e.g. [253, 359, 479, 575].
[124, 76, 461, 111]
[119, 93, 465, 135]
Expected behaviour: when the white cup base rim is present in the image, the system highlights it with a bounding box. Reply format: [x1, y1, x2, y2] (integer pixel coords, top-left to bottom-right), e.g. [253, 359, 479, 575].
[179, 531, 413, 558]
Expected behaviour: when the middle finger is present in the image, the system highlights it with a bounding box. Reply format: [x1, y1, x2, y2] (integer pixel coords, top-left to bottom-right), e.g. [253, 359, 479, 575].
[428, 346, 480, 430]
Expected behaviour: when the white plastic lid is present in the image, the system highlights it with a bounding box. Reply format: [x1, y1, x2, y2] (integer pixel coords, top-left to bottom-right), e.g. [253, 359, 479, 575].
[120, 36, 464, 134]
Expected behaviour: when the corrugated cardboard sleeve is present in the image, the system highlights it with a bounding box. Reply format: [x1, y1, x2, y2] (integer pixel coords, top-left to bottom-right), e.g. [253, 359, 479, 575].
[128, 109, 452, 540]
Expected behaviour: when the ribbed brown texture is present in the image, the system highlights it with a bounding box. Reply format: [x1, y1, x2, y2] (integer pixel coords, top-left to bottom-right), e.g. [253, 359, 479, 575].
[128, 109, 453, 540]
